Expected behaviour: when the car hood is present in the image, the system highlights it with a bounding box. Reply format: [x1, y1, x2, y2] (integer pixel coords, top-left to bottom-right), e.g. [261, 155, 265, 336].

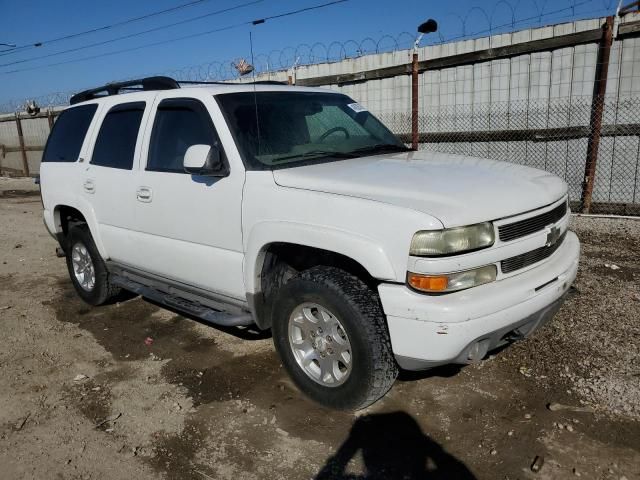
[272, 151, 567, 227]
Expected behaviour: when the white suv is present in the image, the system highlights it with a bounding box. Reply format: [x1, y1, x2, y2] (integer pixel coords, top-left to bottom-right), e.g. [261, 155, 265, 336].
[40, 76, 580, 410]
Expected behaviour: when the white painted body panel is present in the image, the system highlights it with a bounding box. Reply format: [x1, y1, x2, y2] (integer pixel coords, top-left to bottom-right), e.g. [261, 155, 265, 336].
[81, 92, 155, 266]
[41, 100, 106, 254]
[128, 90, 246, 299]
[241, 171, 443, 291]
[273, 151, 567, 227]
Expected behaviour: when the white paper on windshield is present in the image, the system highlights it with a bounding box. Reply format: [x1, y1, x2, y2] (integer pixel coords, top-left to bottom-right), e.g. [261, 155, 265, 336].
[347, 102, 367, 113]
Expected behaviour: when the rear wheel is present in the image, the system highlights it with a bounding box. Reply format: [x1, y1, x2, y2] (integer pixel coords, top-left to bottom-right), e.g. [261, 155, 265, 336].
[65, 225, 120, 306]
[272, 266, 398, 410]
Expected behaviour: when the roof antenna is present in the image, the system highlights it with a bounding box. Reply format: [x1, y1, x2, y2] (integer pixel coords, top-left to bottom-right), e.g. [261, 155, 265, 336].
[249, 30, 261, 157]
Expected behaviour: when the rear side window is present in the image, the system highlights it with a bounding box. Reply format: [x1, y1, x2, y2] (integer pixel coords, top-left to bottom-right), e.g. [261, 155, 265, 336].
[42, 104, 97, 162]
[147, 98, 220, 173]
[91, 102, 145, 170]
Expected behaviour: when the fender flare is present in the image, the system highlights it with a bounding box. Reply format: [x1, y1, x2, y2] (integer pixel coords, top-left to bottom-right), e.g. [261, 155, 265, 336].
[243, 221, 397, 294]
[52, 197, 108, 259]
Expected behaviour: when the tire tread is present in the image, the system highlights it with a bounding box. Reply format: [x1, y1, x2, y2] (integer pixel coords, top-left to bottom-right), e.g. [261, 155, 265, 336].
[296, 266, 398, 409]
[66, 224, 120, 305]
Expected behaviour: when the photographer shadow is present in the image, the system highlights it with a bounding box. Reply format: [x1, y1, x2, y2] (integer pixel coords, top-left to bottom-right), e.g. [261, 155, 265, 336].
[315, 411, 476, 480]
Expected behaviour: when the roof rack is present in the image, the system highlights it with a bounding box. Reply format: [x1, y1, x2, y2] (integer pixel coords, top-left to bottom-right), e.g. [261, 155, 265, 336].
[69, 76, 292, 105]
[69, 76, 180, 105]
[177, 80, 288, 86]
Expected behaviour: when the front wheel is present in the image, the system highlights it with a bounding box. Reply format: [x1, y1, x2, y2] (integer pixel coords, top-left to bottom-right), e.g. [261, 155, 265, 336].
[272, 266, 398, 410]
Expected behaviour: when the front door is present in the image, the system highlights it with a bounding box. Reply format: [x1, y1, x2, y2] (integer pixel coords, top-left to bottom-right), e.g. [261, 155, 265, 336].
[131, 94, 245, 301]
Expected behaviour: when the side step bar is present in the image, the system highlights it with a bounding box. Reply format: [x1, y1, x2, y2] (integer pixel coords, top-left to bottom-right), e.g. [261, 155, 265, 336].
[108, 265, 254, 328]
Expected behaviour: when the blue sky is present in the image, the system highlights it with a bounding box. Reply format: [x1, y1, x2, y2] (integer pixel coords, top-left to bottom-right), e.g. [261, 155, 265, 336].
[0, 0, 615, 106]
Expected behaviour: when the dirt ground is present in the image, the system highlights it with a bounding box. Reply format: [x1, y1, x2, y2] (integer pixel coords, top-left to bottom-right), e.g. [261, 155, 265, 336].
[0, 176, 639, 480]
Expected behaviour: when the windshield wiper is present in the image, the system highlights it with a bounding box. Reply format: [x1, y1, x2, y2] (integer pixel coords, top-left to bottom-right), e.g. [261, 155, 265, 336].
[350, 144, 411, 156]
[271, 150, 357, 163]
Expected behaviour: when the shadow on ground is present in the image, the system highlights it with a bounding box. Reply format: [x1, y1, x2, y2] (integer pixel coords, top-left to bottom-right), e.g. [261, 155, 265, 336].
[315, 411, 476, 480]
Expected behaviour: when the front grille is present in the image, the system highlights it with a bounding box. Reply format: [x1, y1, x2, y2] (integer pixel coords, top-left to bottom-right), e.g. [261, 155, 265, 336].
[498, 201, 567, 242]
[501, 232, 566, 274]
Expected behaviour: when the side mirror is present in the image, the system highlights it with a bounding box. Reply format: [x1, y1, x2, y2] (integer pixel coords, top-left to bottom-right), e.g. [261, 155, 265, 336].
[183, 144, 228, 176]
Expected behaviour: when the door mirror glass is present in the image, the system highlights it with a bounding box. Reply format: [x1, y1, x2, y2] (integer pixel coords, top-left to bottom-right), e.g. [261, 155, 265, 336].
[183, 144, 227, 176]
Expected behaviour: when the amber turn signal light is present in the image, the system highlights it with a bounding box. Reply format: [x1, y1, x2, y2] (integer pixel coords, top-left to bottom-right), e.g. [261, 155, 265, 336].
[407, 273, 449, 292]
[407, 265, 497, 294]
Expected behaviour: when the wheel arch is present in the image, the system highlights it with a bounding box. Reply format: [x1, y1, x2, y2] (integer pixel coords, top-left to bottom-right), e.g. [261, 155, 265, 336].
[244, 222, 397, 329]
[52, 203, 107, 257]
[245, 222, 397, 293]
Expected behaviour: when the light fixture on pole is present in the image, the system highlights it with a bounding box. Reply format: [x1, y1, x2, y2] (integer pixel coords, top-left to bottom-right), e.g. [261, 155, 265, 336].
[411, 19, 438, 150]
[414, 20, 438, 53]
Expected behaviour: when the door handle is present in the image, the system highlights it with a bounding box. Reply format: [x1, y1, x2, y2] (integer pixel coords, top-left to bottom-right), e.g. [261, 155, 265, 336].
[136, 187, 152, 203]
[83, 179, 95, 194]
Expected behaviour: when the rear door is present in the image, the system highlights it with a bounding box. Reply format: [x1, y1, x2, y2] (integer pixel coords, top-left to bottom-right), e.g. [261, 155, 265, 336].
[82, 96, 152, 265]
[130, 92, 246, 301]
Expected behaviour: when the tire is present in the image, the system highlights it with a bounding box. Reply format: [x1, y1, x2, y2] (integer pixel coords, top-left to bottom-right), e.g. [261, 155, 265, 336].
[272, 266, 398, 410]
[65, 224, 120, 306]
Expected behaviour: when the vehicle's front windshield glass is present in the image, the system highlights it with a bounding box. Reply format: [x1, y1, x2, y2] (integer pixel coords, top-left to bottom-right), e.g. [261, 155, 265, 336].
[216, 91, 407, 169]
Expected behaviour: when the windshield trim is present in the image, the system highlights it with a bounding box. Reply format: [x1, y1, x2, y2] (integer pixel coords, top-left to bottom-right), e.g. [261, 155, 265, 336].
[214, 91, 406, 171]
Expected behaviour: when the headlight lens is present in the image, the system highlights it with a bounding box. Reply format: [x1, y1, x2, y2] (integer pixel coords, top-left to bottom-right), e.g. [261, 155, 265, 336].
[410, 222, 495, 256]
[407, 265, 497, 293]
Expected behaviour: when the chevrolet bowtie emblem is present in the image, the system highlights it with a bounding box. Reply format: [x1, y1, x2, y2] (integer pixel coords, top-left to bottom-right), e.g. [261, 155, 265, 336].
[546, 226, 561, 247]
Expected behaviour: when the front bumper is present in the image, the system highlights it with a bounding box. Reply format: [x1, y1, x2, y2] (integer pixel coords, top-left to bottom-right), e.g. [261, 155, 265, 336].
[378, 230, 580, 370]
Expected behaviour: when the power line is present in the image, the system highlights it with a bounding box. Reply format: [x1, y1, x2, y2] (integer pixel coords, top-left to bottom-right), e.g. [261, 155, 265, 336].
[1, 0, 350, 75]
[1, 24, 244, 75]
[0, 0, 263, 68]
[0, 0, 224, 57]
[254, 0, 348, 23]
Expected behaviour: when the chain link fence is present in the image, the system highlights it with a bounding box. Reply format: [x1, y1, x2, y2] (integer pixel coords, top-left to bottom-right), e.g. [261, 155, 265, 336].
[376, 95, 640, 215]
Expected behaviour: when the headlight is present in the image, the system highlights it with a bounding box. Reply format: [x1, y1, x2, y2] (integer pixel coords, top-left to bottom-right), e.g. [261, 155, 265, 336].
[407, 265, 497, 293]
[410, 222, 495, 256]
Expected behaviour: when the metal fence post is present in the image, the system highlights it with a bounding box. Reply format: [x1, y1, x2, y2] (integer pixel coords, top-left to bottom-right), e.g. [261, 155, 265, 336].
[411, 52, 419, 150]
[47, 109, 54, 130]
[14, 113, 30, 177]
[581, 16, 614, 213]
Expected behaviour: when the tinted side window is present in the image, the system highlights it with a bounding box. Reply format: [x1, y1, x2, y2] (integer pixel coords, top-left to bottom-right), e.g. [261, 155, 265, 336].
[147, 98, 220, 173]
[42, 104, 97, 162]
[91, 102, 145, 170]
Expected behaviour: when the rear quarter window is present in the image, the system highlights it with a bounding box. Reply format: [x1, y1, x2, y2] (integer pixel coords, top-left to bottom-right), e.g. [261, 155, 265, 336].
[42, 104, 98, 163]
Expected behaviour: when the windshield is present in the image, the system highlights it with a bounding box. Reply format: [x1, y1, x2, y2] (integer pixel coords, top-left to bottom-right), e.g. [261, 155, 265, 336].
[216, 91, 407, 169]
